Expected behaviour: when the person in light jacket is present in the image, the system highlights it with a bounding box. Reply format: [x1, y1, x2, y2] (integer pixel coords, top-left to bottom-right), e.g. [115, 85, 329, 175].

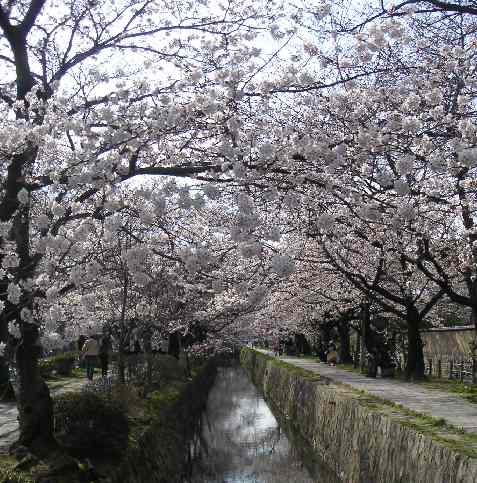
[82, 336, 99, 380]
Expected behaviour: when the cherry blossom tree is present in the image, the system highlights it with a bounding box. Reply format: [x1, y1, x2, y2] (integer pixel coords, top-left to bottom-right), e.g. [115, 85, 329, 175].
[0, 0, 303, 453]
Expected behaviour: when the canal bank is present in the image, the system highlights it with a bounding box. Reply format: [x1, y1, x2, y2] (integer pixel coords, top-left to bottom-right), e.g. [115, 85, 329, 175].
[241, 348, 477, 483]
[111, 359, 217, 483]
[0, 356, 217, 483]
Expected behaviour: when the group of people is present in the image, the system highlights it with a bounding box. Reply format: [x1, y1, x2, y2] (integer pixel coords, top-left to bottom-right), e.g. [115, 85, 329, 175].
[79, 334, 112, 380]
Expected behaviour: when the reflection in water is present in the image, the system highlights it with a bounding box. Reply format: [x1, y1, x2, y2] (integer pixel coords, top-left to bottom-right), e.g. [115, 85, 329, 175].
[187, 366, 318, 483]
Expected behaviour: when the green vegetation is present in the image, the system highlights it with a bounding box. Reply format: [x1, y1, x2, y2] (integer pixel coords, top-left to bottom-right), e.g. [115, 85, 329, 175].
[39, 352, 78, 379]
[55, 391, 129, 457]
[1, 355, 215, 483]
[355, 393, 477, 459]
[243, 349, 321, 382]
[422, 378, 477, 405]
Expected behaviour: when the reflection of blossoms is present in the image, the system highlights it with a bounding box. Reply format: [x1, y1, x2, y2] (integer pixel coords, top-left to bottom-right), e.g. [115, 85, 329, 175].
[0, 222, 12, 237]
[17, 188, 29, 204]
[20, 307, 34, 324]
[8, 321, 21, 339]
[2, 253, 19, 269]
[0, 342, 6, 356]
[7, 283, 21, 304]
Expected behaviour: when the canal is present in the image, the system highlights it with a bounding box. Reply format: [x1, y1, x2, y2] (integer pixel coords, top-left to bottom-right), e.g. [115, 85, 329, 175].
[185, 365, 332, 483]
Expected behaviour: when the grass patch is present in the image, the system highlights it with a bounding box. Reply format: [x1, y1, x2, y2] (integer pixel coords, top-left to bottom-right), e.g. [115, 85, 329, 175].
[344, 386, 477, 459]
[421, 378, 477, 405]
[246, 349, 321, 382]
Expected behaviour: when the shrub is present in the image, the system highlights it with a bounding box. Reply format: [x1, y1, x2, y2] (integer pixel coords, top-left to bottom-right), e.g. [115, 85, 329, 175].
[0, 467, 34, 483]
[54, 392, 128, 457]
[82, 376, 142, 413]
[39, 352, 78, 379]
[38, 358, 55, 379]
[147, 354, 187, 386]
[146, 385, 183, 416]
[54, 352, 77, 376]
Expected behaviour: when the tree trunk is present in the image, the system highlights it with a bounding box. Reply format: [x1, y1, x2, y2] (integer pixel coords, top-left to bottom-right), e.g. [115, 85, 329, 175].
[118, 340, 126, 384]
[143, 333, 153, 391]
[353, 330, 360, 368]
[14, 324, 56, 456]
[360, 303, 370, 372]
[0, 316, 14, 401]
[168, 332, 180, 359]
[0, 359, 14, 401]
[406, 308, 425, 380]
[337, 319, 353, 364]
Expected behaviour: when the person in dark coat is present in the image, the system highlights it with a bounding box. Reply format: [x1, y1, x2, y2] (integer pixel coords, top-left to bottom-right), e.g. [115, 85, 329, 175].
[99, 335, 112, 377]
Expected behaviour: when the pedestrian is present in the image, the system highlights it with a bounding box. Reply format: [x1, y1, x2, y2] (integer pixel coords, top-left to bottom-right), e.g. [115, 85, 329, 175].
[99, 335, 111, 378]
[326, 343, 338, 366]
[81, 335, 99, 380]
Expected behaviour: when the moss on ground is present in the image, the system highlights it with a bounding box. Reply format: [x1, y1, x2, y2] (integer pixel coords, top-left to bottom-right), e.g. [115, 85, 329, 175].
[245, 349, 321, 382]
[243, 347, 477, 460]
[421, 378, 477, 405]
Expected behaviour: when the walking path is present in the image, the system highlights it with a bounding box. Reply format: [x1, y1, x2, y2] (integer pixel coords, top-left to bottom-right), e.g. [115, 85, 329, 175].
[0, 378, 86, 454]
[259, 350, 477, 433]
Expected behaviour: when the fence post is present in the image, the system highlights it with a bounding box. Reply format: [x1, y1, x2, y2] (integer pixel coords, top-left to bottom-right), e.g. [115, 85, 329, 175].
[437, 359, 442, 379]
[428, 359, 433, 377]
[449, 359, 454, 380]
[460, 359, 465, 382]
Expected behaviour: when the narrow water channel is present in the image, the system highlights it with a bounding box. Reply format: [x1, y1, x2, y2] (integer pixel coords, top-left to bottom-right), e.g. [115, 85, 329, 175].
[185, 366, 321, 483]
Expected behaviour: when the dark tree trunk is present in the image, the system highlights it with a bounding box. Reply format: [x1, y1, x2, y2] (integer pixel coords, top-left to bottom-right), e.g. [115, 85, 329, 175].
[294, 333, 311, 355]
[471, 303, 477, 334]
[0, 359, 14, 401]
[353, 329, 360, 368]
[337, 319, 353, 364]
[406, 308, 425, 380]
[0, 316, 14, 401]
[360, 302, 370, 372]
[11, 201, 57, 453]
[168, 332, 180, 359]
[15, 324, 56, 456]
[0, 3, 55, 455]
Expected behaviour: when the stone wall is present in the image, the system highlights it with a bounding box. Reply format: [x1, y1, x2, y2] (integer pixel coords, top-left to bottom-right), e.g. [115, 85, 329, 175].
[241, 348, 477, 483]
[111, 361, 216, 483]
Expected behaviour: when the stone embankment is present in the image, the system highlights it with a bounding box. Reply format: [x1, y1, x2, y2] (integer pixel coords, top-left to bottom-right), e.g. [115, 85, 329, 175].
[111, 361, 216, 483]
[241, 348, 477, 483]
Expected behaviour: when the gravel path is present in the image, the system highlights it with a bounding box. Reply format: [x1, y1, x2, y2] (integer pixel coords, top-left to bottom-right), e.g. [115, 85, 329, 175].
[0, 378, 86, 454]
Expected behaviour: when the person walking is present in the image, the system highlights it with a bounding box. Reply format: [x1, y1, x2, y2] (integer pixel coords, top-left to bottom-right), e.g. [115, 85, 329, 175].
[82, 335, 99, 380]
[326, 343, 339, 366]
[99, 335, 111, 378]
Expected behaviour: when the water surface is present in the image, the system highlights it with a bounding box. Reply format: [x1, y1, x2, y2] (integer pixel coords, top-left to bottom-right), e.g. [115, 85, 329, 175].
[187, 366, 320, 483]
